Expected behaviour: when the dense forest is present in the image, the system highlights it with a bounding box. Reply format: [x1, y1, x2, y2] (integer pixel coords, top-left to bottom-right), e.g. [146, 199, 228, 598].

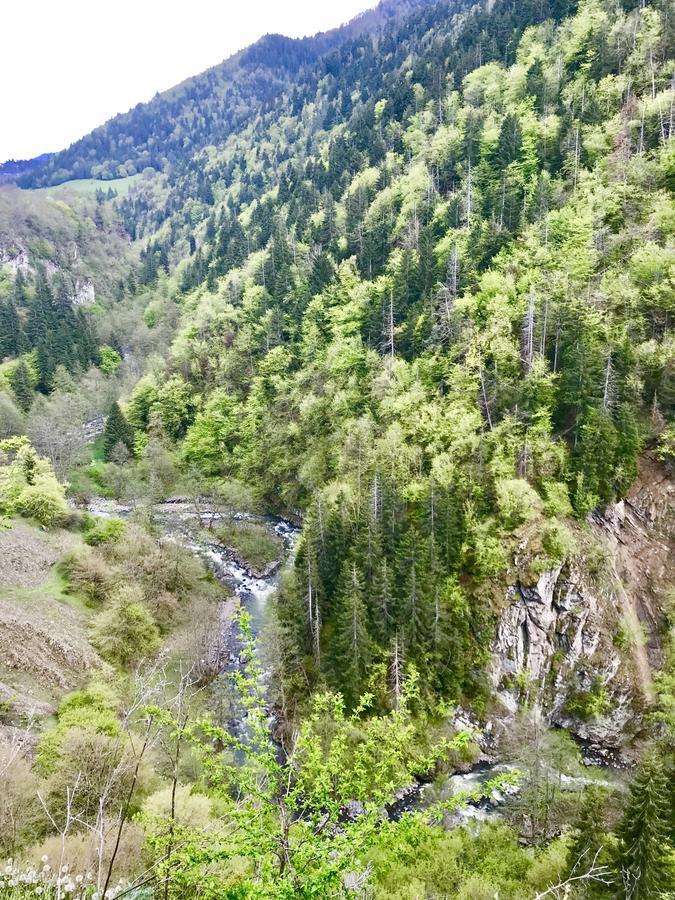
[0, 0, 673, 896]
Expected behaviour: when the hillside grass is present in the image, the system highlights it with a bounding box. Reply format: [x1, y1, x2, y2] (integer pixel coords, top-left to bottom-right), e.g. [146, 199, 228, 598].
[0, 566, 89, 613]
[27, 173, 142, 198]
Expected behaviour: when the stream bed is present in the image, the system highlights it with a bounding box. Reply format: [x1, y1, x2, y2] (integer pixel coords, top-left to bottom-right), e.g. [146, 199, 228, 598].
[85, 497, 300, 634]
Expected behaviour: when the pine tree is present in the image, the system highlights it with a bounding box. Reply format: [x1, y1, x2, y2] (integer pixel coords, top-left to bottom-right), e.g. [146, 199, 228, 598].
[566, 785, 613, 898]
[0, 300, 19, 359]
[616, 752, 674, 900]
[328, 559, 371, 706]
[103, 402, 135, 461]
[10, 360, 33, 413]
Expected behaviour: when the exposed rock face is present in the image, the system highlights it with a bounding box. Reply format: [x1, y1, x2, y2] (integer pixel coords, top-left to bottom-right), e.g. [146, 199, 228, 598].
[72, 277, 96, 305]
[0, 246, 30, 275]
[489, 561, 630, 745]
[489, 454, 673, 755]
[0, 245, 95, 304]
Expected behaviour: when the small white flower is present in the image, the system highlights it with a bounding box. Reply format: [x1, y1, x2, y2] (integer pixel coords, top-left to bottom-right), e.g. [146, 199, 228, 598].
[41, 855, 49, 863]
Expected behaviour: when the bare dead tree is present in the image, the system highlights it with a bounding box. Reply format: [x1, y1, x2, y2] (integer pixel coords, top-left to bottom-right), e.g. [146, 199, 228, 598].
[38, 774, 82, 899]
[390, 633, 403, 711]
[431, 244, 460, 346]
[522, 288, 536, 374]
[602, 352, 617, 414]
[533, 847, 613, 899]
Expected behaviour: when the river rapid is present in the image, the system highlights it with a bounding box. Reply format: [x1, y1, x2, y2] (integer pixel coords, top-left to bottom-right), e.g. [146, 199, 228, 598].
[86, 497, 300, 633]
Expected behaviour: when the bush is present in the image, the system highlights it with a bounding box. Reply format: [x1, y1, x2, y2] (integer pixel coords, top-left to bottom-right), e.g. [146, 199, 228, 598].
[541, 520, 576, 564]
[496, 478, 543, 530]
[90, 586, 161, 668]
[16, 473, 69, 527]
[60, 547, 118, 605]
[36, 682, 121, 774]
[541, 480, 574, 518]
[142, 784, 213, 829]
[83, 515, 126, 546]
[565, 679, 612, 720]
[0, 440, 68, 527]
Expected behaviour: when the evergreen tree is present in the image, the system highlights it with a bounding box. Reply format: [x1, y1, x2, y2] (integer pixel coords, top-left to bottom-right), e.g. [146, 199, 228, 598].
[103, 402, 135, 461]
[328, 559, 371, 706]
[0, 300, 19, 359]
[566, 785, 614, 898]
[616, 752, 674, 900]
[10, 360, 33, 413]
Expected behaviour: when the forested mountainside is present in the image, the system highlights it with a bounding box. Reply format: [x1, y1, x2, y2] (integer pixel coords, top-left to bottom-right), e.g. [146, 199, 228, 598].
[0, 0, 673, 896]
[15, 0, 428, 189]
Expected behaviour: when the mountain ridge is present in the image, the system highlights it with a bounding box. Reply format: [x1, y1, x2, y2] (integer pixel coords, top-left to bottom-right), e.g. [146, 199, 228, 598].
[6, 0, 435, 188]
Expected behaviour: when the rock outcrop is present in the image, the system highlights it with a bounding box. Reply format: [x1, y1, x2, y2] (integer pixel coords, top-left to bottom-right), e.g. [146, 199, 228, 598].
[489, 453, 673, 757]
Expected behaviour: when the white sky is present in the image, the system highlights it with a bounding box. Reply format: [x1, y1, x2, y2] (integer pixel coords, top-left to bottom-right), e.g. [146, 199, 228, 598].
[1, 0, 378, 162]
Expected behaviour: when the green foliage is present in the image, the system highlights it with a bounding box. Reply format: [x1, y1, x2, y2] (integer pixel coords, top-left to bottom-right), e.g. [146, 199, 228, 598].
[90, 585, 161, 667]
[0, 437, 68, 526]
[616, 752, 675, 899]
[2, 0, 674, 891]
[182, 390, 240, 475]
[98, 344, 122, 376]
[102, 401, 135, 461]
[496, 478, 543, 530]
[60, 0, 669, 712]
[9, 360, 34, 412]
[82, 515, 126, 546]
[142, 611, 476, 898]
[36, 681, 121, 775]
[565, 679, 612, 721]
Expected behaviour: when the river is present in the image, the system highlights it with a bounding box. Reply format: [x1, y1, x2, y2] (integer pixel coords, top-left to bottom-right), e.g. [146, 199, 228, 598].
[85, 497, 620, 828]
[86, 497, 300, 637]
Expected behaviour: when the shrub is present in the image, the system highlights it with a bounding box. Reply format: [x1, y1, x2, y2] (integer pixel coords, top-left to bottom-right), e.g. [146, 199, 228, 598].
[36, 682, 121, 774]
[60, 547, 118, 605]
[541, 520, 576, 563]
[565, 680, 612, 720]
[496, 478, 543, 530]
[142, 784, 213, 829]
[16, 473, 69, 527]
[541, 480, 574, 518]
[83, 516, 126, 546]
[0, 440, 68, 527]
[90, 586, 161, 668]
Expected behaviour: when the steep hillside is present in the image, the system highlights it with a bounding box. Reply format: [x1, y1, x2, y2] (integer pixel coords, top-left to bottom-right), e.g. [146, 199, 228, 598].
[0, 0, 673, 894]
[13, 0, 431, 189]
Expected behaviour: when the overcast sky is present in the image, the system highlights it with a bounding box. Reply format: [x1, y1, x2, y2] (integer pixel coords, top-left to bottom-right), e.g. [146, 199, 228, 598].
[1, 0, 377, 162]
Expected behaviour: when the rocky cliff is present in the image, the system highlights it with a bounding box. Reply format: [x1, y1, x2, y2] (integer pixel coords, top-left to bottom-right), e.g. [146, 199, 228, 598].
[489, 453, 673, 759]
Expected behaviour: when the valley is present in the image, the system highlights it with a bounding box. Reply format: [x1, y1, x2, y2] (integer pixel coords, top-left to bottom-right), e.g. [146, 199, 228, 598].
[0, 0, 673, 895]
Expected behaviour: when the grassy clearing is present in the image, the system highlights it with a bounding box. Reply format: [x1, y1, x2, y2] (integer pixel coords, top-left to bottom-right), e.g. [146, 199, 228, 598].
[0, 556, 89, 613]
[216, 520, 282, 572]
[28, 173, 143, 198]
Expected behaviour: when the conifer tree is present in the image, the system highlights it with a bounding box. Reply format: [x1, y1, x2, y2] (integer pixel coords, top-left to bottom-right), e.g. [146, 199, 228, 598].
[0, 300, 19, 359]
[103, 402, 135, 461]
[10, 360, 33, 413]
[328, 559, 371, 706]
[566, 785, 614, 898]
[616, 752, 674, 900]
